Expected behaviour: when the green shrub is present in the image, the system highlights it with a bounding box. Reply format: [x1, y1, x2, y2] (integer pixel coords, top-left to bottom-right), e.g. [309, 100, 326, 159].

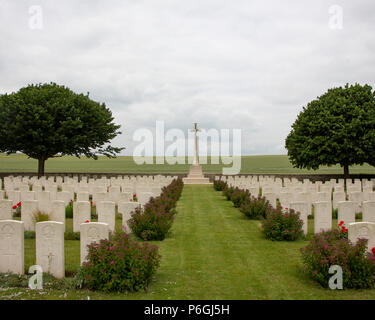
[332, 208, 338, 219]
[66, 201, 73, 218]
[129, 207, 176, 241]
[64, 231, 80, 240]
[32, 211, 50, 223]
[129, 178, 183, 241]
[240, 196, 272, 220]
[213, 180, 227, 191]
[11, 202, 22, 218]
[77, 230, 161, 292]
[24, 231, 35, 239]
[261, 206, 304, 241]
[300, 229, 375, 289]
[231, 189, 250, 208]
[223, 186, 235, 201]
[90, 202, 97, 220]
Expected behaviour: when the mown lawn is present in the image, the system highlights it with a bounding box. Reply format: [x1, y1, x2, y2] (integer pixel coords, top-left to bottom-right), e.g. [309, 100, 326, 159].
[1, 185, 375, 300]
[1, 153, 375, 174]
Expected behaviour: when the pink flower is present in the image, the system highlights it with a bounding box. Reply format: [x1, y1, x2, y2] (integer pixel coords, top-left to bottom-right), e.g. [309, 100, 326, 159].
[110, 261, 115, 265]
[285, 230, 289, 233]
[109, 246, 115, 251]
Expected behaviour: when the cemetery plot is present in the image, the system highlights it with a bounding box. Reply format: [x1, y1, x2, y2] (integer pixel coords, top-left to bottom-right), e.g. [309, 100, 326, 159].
[1, 175, 375, 299]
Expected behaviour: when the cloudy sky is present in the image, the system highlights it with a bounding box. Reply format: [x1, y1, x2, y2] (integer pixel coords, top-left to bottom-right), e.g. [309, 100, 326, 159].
[1, 0, 374, 157]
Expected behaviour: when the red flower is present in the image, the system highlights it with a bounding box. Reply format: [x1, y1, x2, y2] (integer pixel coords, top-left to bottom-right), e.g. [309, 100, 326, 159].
[338, 221, 344, 226]
[372, 247, 375, 255]
[12, 205, 17, 209]
[85, 220, 90, 223]
[17, 202, 21, 207]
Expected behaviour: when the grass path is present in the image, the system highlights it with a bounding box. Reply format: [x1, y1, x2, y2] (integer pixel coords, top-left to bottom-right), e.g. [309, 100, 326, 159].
[2, 185, 375, 299]
[157, 185, 375, 299]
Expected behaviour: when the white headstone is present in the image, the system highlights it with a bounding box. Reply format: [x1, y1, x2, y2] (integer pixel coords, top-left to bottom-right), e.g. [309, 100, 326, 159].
[20, 191, 36, 201]
[349, 191, 363, 213]
[362, 201, 375, 223]
[138, 192, 154, 206]
[76, 192, 89, 202]
[337, 201, 356, 225]
[332, 192, 346, 210]
[36, 221, 65, 279]
[118, 201, 140, 216]
[80, 222, 109, 264]
[289, 202, 309, 235]
[56, 191, 73, 206]
[0, 200, 13, 220]
[49, 200, 66, 227]
[0, 220, 24, 275]
[97, 201, 116, 233]
[314, 201, 332, 234]
[263, 193, 277, 208]
[314, 192, 331, 203]
[73, 201, 91, 233]
[7, 190, 21, 206]
[278, 192, 292, 209]
[92, 192, 108, 205]
[348, 222, 375, 253]
[118, 192, 132, 202]
[21, 200, 39, 231]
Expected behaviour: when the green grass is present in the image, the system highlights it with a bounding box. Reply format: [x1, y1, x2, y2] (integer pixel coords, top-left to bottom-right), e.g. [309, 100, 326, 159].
[2, 185, 375, 300]
[1, 153, 375, 174]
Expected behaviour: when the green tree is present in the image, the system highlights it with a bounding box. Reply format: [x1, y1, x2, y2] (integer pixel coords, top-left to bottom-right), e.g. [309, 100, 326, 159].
[285, 83, 375, 178]
[0, 83, 124, 176]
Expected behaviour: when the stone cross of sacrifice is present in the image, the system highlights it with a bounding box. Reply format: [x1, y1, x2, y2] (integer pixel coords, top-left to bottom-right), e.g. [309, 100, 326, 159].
[190, 123, 201, 165]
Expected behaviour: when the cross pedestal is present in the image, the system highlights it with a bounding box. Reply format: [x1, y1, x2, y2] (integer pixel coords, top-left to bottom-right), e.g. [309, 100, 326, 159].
[183, 123, 212, 185]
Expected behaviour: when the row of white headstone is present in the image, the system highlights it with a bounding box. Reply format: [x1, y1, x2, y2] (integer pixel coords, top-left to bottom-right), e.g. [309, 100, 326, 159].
[287, 200, 375, 234]
[0, 175, 177, 278]
[217, 177, 375, 254]
[0, 198, 141, 233]
[1, 188, 158, 208]
[2, 175, 177, 193]
[219, 175, 375, 190]
[0, 220, 110, 278]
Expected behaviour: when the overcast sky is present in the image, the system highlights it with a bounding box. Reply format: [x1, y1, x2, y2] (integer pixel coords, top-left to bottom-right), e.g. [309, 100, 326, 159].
[1, 0, 374, 157]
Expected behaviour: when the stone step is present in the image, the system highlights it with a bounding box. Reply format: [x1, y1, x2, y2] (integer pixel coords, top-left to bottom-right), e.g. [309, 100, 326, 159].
[183, 177, 212, 185]
[187, 174, 205, 178]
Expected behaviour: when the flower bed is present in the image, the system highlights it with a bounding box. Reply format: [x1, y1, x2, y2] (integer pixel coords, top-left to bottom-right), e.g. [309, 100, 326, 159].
[129, 178, 184, 241]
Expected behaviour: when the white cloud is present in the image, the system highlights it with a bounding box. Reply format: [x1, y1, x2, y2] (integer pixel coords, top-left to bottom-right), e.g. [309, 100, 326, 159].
[1, 0, 374, 156]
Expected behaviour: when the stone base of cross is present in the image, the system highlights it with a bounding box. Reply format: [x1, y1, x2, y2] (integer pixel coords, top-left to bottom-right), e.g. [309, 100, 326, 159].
[183, 123, 212, 185]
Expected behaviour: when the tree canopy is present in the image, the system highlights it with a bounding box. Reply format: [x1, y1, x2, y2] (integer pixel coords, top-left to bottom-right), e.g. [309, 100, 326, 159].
[0, 82, 124, 176]
[285, 83, 375, 177]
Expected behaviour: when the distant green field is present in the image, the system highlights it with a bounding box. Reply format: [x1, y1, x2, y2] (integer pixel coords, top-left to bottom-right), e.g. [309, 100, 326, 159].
[1, 153, 375, 175]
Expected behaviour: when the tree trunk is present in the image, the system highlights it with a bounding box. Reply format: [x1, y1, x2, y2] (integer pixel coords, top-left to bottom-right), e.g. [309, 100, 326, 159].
[343, 164, 349, 192]
[38, 157, 46, 178]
